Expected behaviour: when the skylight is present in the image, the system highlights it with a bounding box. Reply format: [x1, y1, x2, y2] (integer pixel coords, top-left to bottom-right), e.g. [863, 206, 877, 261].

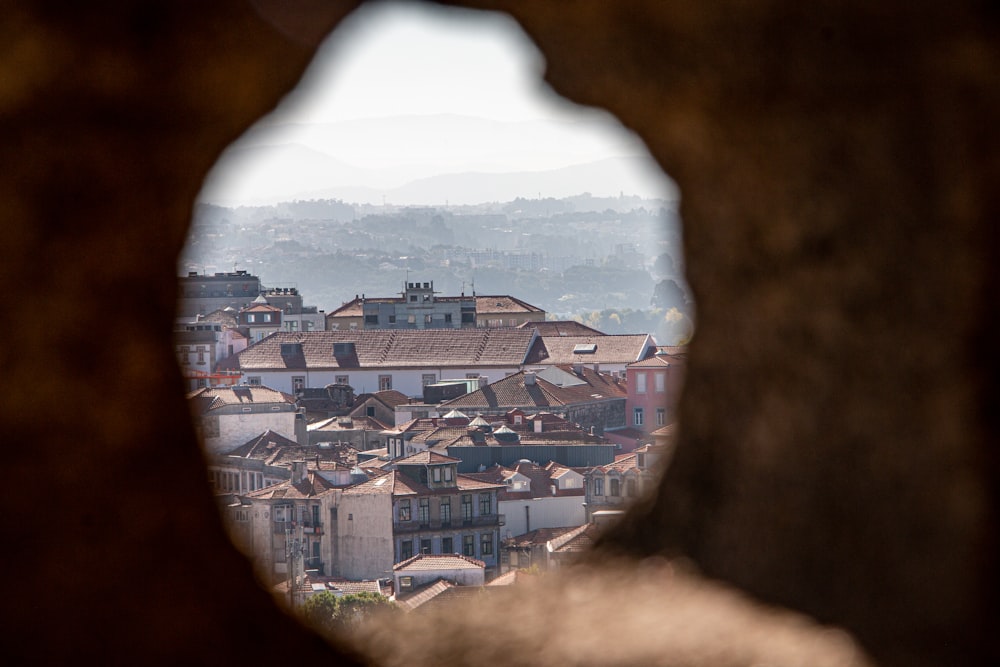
[573, 343, 597, 354]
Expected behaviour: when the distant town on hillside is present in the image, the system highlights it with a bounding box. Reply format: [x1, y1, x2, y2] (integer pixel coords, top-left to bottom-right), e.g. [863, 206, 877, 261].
[181, 193, 694, 345]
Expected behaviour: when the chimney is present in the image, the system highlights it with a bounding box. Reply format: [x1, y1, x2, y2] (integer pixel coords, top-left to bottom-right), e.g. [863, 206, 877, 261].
[524, 372, 536, 386]
[291, 460, 306, 484]
[572, 363, 584, 375]
[593, 363, 600, 373]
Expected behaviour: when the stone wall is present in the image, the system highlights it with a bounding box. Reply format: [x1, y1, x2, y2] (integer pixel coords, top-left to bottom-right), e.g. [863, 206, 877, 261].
[1, 1, 995, 666]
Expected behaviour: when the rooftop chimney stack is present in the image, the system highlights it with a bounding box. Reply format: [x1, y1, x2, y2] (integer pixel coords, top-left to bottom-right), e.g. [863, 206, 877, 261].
[524, 372, 536, 386]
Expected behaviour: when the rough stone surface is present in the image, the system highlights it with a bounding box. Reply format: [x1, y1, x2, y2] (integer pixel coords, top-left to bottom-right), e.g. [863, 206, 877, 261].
[1, 1, 996, 666]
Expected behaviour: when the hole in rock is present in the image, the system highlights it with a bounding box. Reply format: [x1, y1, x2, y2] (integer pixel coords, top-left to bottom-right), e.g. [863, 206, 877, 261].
[175, 0, 691, 634]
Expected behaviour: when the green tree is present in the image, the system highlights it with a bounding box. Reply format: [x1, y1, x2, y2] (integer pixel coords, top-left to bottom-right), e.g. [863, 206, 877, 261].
[300, 591, 339, 635]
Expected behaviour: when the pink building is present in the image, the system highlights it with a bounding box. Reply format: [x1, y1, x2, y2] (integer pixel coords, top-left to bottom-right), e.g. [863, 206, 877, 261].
[623, 348, 687, 436]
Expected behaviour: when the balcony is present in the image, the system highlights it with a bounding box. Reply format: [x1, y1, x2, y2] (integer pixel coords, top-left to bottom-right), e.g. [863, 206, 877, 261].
[302, 522, 323, 535]
[395, 515, 500, 534]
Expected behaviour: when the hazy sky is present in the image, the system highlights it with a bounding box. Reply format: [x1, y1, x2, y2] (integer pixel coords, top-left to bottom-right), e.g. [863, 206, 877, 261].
[198, 1, 671, 205]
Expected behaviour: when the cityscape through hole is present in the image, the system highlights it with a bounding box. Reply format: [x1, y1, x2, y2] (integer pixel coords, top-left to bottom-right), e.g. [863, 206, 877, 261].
[176, 0, 691, 635]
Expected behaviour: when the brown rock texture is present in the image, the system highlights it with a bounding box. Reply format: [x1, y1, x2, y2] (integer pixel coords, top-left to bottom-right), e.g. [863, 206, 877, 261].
[1, 1, 996, 666]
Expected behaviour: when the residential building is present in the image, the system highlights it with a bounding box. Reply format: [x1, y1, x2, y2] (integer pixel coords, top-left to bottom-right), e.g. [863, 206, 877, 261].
[208, 429, 363, 495]
[382, 410, 615, 473]
[516, 320, 605, 336]
[544, 510, 624, 569]
[437, 366, 628, 434]
[624, 347, 687, 436]
[239, 297, 284, 343]
[325, 281, 545, 331]
[177, 269, 261, 318]
[474, 295, 545, 328]
[223, 461, 343, 584]
[393, 553, 486, 594]
[525, 334, 657, 375]
[174, 319, 247, 391]
[466, 460, 587, 539]
[306, 415, 389, 450]
[583, 442, 671, 520]
[336, 452, 505, 580]
[259, 286, 325, 333]
[227, 328, 540, 397]
[187, 385, 302, 454]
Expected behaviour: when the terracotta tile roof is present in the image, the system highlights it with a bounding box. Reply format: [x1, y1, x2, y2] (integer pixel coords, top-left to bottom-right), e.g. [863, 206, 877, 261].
[221, 430, 358, 467]
[517, 320, 605, 336]
[439, 366, 625, 410]
[342, 470, 503, 497]
[234, 329, 537, 371]
[524, 334, 655, 366]
[475, 295, 544, 315]
[187, 385, 295, 413]
[649, 423, 678, 438]
[308, 416, 389, 432]
[606, 427, 648, 442]
[506, 526, 580, 547]
[394, 451, 461, 465]
[313, 578, 384, 596]
[627, 354, 676, 369]
[394, 553, 486, 571]
[601, 453, 640, 473]
[242, 303, 281, 313]
[244, 470, 338, 499]
[547, 523, 598, 553]
[394, 579, 455, 611]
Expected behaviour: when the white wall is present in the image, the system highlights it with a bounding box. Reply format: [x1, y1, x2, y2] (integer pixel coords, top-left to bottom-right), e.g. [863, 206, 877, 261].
[336, 492, 394, 580]
[200, 411, 298, 454]
[500, 495, 587, 539]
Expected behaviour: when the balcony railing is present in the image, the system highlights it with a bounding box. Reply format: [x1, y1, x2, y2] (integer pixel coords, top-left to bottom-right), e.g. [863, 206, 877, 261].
[394, 514, 501, 534]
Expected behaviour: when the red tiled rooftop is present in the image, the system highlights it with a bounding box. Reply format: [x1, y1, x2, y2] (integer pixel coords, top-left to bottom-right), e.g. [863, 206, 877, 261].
[234, 329, 538, 371]
[394, 553, 485, 571]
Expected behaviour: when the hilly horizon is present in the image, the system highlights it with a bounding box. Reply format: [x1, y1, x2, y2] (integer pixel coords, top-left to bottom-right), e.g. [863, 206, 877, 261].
[197, 114, 676, 206]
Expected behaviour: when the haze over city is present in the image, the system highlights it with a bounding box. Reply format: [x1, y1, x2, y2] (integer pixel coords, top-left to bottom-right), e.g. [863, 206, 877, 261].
[197, 1, 676, 206]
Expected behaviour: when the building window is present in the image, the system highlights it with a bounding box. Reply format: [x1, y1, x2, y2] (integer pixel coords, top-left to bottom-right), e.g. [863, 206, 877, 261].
[407, 314, 416, 325]
[418, 498, 430, 524]
[274, 505, 292, 522]
[409, 295, 418, 302]
[246, 314, 256, 323]
[462, 534, 475, 557]
[626, 478, 637, 497]
[400, 540, 413, 561]
[479, 493, 492, 515]
[292, 376, 305, 392]
[610, 478, 621, 497]
[420, 538, 432, 555]
[388, 314, 396, 324]
[379, 375, 392, 391]
[636, 372, 647, 394]
[287, 320, 298, 332]
[262, 313, 272, 322]
[422, 373, 436, 386]
[461, 494, 473, 522]
[432, 467, 441, 483]
[398, 499, 411, 522]
[349, 322, 358, 330]
[634, 407, 644, 426]
[480, 533, 493, 556]
[335, 375, 349, 385]
[424, 314, 432, 324]
[444, 466, 453, 482]
[655, 372, 665, 393]
[444, 313, 452, 324]
[656, 407, 665, 426]
[364, 314, 378, 325]
[442, 536, 453, 554]
[440, 498, 451, 524]
[247, 376, 262, 386]
[593, 477, 604, 496]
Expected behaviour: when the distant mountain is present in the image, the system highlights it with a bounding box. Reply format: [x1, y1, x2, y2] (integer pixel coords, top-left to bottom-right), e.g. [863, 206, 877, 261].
[200, 152, 675, 207]
[196, 113, 677, 206]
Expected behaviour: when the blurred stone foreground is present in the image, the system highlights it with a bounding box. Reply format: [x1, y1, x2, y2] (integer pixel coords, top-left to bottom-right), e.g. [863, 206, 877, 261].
[0, 2, 996, 666]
